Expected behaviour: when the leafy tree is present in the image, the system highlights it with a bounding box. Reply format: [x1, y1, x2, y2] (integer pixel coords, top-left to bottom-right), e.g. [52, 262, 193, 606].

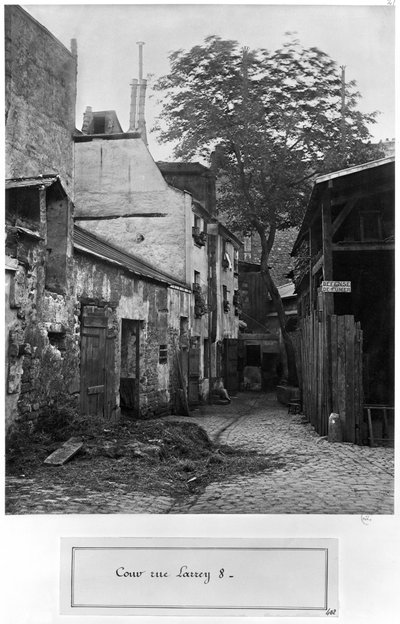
[153, 34, 384, 384]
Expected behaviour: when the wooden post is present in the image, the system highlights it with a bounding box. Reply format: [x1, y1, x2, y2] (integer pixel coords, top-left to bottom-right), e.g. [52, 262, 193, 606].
[321, 182, 334, 419]
[321, 182, 334, 314]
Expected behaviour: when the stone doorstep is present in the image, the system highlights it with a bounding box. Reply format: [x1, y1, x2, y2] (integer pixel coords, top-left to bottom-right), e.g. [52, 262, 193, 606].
[44, 437, 83, 466]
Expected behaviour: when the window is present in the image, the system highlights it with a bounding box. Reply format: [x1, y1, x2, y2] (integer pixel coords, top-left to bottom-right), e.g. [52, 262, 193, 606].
[193, 271, 201, 290]
[192, 215, 207, 246]
[243, 235, 252, 261]
[223, 285, 230, 313]
[234, 249, 239, 273]
[159, 344, 168, 364]
[222, 239, 232, 270]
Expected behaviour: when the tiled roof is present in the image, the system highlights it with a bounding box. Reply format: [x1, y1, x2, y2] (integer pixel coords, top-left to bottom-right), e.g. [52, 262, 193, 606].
[74, 225, 189, 290]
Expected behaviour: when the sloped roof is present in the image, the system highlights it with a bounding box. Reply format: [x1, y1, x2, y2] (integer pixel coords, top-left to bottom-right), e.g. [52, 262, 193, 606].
[292, 156, 395, 255]
[157, 162, 213, 176]
[74, 225, 189, 290]
[6, 174, 62, 190]
[277, 282, 296, 299]
[314, 155, 394, 184]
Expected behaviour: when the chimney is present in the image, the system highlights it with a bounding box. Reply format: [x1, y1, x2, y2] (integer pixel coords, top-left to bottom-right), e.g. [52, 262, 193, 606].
[137, 78, 148, 145]
[82, 106, 93, 134]
[129, 79, 138, 131]
[128, 41, 148, 145]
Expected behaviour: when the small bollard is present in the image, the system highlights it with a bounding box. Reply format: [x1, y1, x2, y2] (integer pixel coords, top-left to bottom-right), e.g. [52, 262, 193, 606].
[328, 412, 343, 443]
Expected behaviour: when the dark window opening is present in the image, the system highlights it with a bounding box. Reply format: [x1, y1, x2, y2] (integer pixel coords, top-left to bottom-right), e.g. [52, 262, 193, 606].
[48, 332, 66, 351]
[223, 285, 230, 312]
[6, 187, 40, 230]
[159, 344, 168, 364]
[246, 344, 261, 367]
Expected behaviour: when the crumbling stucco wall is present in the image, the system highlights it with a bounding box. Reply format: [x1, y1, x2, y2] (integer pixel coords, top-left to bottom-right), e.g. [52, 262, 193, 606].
[74, 136, 190, 283]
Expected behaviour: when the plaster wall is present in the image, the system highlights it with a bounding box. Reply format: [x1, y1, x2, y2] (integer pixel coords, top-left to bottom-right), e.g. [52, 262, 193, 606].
[216, 236, 240, 340]
[74, 138, 189, 282]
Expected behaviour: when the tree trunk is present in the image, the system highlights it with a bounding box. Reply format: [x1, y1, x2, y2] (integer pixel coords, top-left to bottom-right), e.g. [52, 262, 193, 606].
[260, 265, 298, 386]
[257, 227, 298, 386]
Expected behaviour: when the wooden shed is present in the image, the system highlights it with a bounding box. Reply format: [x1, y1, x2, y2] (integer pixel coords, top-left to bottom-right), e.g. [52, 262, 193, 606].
[291, 157, 394, 445]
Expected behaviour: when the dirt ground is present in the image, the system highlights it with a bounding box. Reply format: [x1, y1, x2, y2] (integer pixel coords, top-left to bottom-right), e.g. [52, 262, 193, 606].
[5, 414, 286, 513]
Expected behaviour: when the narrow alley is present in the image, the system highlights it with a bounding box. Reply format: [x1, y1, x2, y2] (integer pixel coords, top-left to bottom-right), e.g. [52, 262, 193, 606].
[6, 393, 394, 515]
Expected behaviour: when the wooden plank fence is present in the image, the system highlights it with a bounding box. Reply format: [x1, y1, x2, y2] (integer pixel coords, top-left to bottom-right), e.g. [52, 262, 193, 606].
[292, 313, 363, 443]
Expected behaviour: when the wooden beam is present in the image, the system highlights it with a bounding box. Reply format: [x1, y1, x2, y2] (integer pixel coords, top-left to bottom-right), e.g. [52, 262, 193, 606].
[321, 186, 333, 279]
[321, 184, 334, 315]
[330, 182, 393, 207]
[332, 242, 395, 252]
[332, 199, 357, 236]
[312, 253, 324, 276]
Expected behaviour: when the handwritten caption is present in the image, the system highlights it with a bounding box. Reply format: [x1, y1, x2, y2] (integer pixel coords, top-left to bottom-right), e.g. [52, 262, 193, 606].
[115, 565, 233, 585]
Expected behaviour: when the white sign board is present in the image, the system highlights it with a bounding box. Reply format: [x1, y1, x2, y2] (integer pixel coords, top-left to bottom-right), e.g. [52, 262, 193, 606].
[322, 281, 351, 293]
[60, 537, 338, 617]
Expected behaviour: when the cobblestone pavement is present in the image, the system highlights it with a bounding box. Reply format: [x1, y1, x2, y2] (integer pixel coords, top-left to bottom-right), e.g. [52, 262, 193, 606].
[5, 477, 175, 514]
[165, 393, 394, 514]
[5, 393, 394, 514]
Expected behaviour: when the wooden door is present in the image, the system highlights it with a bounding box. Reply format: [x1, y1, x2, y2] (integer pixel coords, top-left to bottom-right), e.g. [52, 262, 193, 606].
[224, 338, 239, 393]
[119, 319, 140, 415]
[188, 340, 200, 405]
[80, 306, 109, 417]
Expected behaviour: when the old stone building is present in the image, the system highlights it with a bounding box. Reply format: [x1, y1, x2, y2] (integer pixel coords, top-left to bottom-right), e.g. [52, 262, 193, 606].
[73, 226, 191, 419]
[5, 6, 242, 434]
[5, 175, 78, 430]
[74, 108, 242, 401]
[5, 6, 79, 430]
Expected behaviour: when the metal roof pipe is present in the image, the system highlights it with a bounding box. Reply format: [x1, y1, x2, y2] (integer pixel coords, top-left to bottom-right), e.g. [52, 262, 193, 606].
[129, 78, 138, 131]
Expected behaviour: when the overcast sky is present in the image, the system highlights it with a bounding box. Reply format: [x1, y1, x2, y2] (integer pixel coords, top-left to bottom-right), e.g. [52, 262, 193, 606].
[23, 2, 395, 161]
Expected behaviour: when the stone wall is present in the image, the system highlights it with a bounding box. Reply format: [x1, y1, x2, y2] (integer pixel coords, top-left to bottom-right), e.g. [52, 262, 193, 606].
[5, 6, 77, 191]
[5, 235, 79, 431]
[74, 252, 190, 417]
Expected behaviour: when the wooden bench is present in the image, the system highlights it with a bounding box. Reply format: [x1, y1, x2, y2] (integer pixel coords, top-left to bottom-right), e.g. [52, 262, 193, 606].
[364, 405, 394, 447]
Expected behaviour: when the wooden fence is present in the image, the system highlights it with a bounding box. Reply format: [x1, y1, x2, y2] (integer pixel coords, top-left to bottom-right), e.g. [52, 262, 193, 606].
[292, 313, 363, 443]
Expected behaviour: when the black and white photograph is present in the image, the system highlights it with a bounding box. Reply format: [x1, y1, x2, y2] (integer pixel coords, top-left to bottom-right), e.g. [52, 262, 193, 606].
[5, 1, 395, 516]
[3, 1, 397, 620]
